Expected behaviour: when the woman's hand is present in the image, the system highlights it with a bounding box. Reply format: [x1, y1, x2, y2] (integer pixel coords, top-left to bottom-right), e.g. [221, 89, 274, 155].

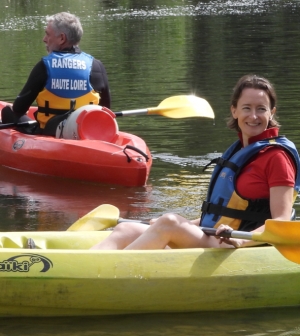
[215, 224, 267, 248]
[215, 224, 246, 248]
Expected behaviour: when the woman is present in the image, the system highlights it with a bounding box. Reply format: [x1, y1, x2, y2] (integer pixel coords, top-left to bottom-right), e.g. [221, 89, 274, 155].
[91, 74, 300, 250]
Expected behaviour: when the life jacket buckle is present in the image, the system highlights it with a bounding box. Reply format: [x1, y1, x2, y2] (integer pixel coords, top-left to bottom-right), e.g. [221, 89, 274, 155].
[201, 201, 210, 213]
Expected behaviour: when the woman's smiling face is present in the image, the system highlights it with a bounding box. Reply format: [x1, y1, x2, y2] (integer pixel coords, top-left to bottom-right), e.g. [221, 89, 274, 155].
[231, 88, 276, 146]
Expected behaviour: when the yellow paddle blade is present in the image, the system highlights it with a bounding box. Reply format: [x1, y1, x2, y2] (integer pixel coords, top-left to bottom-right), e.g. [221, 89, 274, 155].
[253, 219, 300, 264]
[147, 95, 215, 119]
[256, 219, 300, 245]
[67, 204, 120, 231]
[275, 246, 300, 264]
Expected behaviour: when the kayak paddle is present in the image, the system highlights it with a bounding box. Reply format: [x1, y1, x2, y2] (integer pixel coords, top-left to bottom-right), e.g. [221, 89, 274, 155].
[68, 204, 300, 264]
[0, 95, 214, 130]
[202, 220, 300, 264]
[0, 120, 37, 130]
[67, 204, 147, 231]
[114, 95, 215, 119]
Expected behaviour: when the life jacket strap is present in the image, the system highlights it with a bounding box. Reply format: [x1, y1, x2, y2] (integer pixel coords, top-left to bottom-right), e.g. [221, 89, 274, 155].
[38, 100, 77, 116]
[203, 157, 239, 172]
[38, 106, 71, 115]
[201, 200, 270, 222]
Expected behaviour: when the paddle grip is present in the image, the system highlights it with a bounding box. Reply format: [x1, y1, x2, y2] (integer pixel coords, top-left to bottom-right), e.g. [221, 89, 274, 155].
[201, 227, 232, 238]
[114, 109, 148, 117]
[118, 218, 149, 225]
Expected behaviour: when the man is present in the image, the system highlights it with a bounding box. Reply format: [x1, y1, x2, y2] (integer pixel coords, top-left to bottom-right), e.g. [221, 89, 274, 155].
[2, 12, 111, 136]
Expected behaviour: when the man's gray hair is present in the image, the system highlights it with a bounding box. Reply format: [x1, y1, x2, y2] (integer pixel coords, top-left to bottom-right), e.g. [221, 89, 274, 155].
[46, 12, 83, 45]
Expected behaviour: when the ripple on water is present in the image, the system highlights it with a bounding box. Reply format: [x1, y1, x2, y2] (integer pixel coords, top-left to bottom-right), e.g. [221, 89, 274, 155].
[1, 1, 299, 32]
[95, 0, 300, 20]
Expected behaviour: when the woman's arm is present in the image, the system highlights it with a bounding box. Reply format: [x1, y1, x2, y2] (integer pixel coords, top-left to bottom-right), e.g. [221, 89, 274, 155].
[269, 185, 294, 220]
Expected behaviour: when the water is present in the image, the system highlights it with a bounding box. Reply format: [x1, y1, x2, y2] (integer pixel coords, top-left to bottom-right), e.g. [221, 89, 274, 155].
[0, 0, 300, 333]
[1, 307, 300, 336]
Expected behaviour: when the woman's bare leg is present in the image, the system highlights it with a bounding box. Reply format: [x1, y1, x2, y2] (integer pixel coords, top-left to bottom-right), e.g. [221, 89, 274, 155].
[90, 222, 148, 250]
[124, 213, 232, 250]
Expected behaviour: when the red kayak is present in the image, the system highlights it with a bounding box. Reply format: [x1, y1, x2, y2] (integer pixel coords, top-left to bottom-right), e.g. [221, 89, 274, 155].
[0, 101, 152, 187]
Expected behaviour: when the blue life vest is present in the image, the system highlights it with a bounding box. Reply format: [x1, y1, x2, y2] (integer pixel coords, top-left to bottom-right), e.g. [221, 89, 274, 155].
[36, 52, 100, 130]
[200, 136, 300, 231]
[43, 51, 94, 98]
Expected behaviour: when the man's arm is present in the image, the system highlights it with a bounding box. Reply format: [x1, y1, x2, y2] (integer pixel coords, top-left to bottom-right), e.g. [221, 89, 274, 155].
[90, 59, 111, 109]
[13, 61, 47, 118]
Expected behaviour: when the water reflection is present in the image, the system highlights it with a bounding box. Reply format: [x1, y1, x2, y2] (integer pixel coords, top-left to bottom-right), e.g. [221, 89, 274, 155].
[0, 166, 151, 231]
[0, 160, 215, 230]
[1, 307, 300, 336]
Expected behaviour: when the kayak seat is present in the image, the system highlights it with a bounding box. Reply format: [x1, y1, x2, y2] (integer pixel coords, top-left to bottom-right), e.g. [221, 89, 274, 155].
[56, 105, 119, 142]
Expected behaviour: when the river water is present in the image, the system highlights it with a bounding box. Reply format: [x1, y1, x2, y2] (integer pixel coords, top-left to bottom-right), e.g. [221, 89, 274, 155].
[0, 0, 300, 334]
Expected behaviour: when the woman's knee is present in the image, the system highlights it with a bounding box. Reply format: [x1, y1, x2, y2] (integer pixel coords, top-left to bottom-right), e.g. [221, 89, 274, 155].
[151, 213, 184, 231]
[113, 221, 148, 237]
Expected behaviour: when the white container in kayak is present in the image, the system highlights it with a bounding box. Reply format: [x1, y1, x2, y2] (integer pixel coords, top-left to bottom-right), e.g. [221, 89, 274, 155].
[56, 105, 119, 142]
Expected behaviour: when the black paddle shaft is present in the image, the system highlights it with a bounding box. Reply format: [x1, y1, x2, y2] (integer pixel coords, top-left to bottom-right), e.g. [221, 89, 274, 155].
[0, 120, 37, 130]
[201, 227, 233, 238]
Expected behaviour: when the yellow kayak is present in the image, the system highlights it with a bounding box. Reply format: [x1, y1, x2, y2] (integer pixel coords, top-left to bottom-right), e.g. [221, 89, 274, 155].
[0, 230, 299, 317]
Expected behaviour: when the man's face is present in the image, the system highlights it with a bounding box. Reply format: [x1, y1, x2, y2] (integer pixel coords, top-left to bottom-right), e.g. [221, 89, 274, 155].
[43, 23, 63, 53]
